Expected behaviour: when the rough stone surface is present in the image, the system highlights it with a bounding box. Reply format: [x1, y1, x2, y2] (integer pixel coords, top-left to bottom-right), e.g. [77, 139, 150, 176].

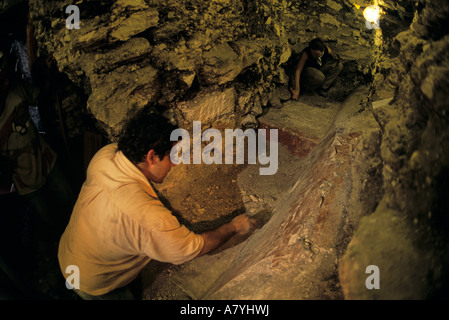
[201, 41, 263, 86]
[339, 0, 449, 299]
[23, 0, 449, 300]
[27, 0, 414, 137]
[142, 86, 384, 300]
[172, 86, 237, 127]
[339, 199, 433, 300]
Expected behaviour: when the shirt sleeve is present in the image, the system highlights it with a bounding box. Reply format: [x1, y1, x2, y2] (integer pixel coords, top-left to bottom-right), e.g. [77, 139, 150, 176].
[142, 212, 204, 265]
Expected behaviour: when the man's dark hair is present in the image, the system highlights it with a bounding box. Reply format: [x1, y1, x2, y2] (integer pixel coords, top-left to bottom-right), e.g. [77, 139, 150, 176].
[117, 107, 178, 164]
[309, 38, 326, 51]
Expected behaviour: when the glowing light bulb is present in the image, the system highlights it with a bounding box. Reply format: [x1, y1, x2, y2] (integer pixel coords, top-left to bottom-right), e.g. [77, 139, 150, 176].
[363, 5, 381, 29]
[363, 5, 380, 23]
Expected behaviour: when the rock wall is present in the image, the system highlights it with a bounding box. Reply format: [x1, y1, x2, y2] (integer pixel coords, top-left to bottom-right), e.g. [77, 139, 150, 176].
[339, 0, 449, 299]
[27, 0, 413, 138]
[26, 0, 447, 300]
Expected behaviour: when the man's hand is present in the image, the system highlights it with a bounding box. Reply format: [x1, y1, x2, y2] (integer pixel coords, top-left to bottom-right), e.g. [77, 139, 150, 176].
[197, 214, 256, 257]
[290, 87, 300, 100]
[332, 53, 342, 62]
[230, 214, 256, 235]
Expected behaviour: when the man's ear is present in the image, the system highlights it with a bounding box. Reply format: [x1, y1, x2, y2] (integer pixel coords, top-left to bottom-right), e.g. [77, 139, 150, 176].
[144, 149, 159, 165]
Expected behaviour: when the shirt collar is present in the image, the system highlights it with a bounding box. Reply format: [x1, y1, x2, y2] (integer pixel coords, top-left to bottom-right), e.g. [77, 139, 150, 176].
[113, 144, 159, 199]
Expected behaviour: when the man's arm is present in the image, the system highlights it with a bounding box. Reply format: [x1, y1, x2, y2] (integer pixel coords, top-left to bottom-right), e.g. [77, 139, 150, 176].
[327, 46, 341, 61]
[197, 214, 255, 257]
[290, 52, 308, 100]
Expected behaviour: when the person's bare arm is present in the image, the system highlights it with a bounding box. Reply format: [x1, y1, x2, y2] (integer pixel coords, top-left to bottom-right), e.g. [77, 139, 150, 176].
[327, 46, 341, 61]
[197, 214, 255, 257]
[290, 52, 308, 100]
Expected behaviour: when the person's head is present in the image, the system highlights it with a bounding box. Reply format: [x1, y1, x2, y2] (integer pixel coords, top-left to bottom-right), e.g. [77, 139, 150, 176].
[309, 38, 326, 59]
[117, 106, 178, 183]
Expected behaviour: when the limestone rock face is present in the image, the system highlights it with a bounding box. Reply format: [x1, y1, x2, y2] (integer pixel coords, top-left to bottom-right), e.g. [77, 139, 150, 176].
[88, 63, 159, 136]
[201, 41, 263, 86]
[173, 87, 237, 127]
[339, 0, 449, 299]
[339, 200, 433, 299]
[25, 0, 448, 301]
[27, 0, 410, 137]
[109, 2, 159, 41]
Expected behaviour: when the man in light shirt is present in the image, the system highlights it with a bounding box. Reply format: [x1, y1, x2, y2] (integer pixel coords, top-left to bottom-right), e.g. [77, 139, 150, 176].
[58, 108, 255, 300]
